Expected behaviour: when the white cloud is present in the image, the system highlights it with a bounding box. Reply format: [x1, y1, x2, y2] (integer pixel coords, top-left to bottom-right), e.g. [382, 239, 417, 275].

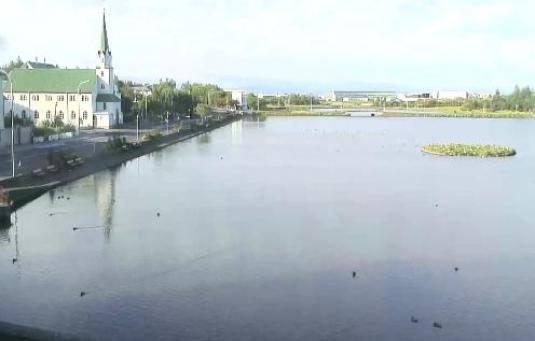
[2, 0, 535, 92]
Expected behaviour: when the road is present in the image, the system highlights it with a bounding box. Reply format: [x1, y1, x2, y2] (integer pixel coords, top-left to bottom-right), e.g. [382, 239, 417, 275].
[0, 120, 185, 180]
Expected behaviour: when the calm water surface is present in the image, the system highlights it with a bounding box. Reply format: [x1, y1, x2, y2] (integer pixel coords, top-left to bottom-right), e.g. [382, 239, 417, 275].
[1, 117, 535, 340]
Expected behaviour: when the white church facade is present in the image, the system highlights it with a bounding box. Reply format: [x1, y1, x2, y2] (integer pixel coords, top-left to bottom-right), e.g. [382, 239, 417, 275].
[2, 11, 122, 129]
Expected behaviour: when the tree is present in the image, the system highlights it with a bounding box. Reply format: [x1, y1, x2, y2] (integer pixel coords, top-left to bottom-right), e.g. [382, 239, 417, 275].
[1, 57, 25, 72]
[118, 80, 135, 120]
[195, 103, 212, 121]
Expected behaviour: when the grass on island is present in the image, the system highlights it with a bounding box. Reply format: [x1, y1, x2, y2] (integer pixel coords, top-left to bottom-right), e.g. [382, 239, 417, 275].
[422, 144, 516, 157]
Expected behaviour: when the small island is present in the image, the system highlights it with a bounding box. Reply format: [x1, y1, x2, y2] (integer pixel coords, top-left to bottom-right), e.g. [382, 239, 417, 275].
[422, 144, 516, 157]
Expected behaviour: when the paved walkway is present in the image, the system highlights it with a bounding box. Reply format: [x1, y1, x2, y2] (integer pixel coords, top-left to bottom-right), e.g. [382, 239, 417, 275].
[0, 120, 186, 180]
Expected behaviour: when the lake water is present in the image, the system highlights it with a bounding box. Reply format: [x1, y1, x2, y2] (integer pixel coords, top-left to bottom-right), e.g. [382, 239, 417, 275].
[1, 116, 535, 340]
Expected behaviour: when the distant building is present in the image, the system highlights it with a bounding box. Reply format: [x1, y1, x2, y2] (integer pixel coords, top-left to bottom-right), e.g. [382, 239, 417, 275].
[2, 10, 122, 129]
[25, 60, 57, 69]
[397, 92, 432, 102]
[257, 93, 285, 99]
[230, 90, 248, 110]
[434, 91, 468, 101]
[131, 84, 152, 98]
[326, 90, 397, 102]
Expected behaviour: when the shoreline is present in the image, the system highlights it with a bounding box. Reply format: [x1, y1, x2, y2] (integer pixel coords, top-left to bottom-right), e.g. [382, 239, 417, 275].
[0, 115, 240, 220]
[259, 110, 535, 119]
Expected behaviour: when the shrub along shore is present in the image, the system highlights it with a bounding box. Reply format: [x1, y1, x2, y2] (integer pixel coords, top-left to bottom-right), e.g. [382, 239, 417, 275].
[422, 144, 516, 157]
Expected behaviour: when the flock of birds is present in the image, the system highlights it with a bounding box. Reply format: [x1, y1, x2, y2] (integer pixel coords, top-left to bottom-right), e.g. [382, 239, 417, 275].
[12, 196, 457, 333]
[351, 265, 460, 331]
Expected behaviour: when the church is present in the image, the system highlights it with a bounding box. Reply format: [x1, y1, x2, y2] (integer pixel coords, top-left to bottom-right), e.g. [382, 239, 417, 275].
[2, 11, 123, 129]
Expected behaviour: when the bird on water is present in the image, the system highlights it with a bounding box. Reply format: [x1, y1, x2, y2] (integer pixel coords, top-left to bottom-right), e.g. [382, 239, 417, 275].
[433, 322, 442, 329]
[352, 271, 357, 278]
[411, 316, 419, 323]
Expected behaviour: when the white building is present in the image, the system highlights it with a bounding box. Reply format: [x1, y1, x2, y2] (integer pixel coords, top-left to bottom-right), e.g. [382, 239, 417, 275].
[326, 90, 398, 102]
[2, 11, 122, 129]
[434, 91, 469, 101]
[230, 90, 248, 110]
[131, 84, 152, 98]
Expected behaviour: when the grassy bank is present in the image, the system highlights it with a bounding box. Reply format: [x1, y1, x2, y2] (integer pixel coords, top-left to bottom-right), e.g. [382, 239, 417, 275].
[260, 110, 350, 117]
[422, 144, 516, 157]
[381, 107, 535, 118]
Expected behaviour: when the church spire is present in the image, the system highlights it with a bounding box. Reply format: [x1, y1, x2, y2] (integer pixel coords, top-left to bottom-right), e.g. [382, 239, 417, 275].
[100, 10, 110, 54]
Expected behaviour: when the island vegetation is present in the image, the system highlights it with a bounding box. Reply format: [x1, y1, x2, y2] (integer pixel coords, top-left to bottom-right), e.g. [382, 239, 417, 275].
[422, 144, 516, 157]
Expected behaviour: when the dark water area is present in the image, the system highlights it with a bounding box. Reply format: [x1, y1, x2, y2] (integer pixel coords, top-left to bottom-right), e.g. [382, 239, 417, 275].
[1, 117, 535, 340]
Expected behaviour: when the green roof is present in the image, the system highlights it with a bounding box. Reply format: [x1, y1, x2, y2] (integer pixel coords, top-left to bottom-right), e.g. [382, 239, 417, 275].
[96, 93, 121, 102]
[9, 69, 97, 93]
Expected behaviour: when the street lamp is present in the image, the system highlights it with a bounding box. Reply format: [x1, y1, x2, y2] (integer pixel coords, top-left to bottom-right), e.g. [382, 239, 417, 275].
[77, 80, 90, 134]
[0, 70, 15, 178]
[134, 95, 139, 142]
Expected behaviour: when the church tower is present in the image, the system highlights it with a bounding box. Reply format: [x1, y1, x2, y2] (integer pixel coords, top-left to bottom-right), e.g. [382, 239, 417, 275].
[97, 10, 114, 95]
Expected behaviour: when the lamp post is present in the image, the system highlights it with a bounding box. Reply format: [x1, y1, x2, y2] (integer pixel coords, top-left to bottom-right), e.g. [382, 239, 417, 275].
[77, 80, 90, 134]
[0, 70, 15, 178]
[166, 112, 169, 135]
[134, 95, 139, 142]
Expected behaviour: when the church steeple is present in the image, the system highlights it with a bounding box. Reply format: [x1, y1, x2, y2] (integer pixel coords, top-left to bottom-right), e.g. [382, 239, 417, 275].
[99, 10, 110, 54]
[97, 9, 114, 94]
[97, 9, 112, 69]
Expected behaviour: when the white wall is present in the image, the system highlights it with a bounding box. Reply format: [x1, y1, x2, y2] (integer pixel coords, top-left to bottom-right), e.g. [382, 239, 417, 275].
[3, 92, 96, 127]
[0, 126, 33, 147]
[231, 91, 248, 110]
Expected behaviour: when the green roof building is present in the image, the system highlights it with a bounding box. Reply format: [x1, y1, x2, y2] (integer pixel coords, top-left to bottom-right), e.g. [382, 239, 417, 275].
[1, 10, 122, 129]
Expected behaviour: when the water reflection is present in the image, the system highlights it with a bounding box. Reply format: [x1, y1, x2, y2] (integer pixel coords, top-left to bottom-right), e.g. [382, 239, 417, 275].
[0, 218, 12, 243]
[93, 167, 118, 239]
[2, 117, 535, 340]
[198, 133, 212, 144]
[231, 120, 242, 145]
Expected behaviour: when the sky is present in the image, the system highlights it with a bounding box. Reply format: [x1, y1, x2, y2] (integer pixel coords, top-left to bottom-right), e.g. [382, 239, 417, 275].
[1, 0, 535, 94]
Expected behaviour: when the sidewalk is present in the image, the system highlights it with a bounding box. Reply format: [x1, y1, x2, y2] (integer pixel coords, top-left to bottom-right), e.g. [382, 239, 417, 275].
[0, 120, 184, 179]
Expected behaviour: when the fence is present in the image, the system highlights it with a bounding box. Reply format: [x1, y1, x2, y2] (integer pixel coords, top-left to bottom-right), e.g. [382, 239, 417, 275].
[0, 127, 33, 147]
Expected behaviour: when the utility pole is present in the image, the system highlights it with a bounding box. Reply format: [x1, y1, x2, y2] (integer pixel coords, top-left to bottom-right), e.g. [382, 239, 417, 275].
[77, 80, 90, 134]
[257, 95, 260, 111]
[287, 94, 291, 112]
[134, 94, 139, 142]
[145, 96, 148, 120]
[166, 112, 169, 134]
